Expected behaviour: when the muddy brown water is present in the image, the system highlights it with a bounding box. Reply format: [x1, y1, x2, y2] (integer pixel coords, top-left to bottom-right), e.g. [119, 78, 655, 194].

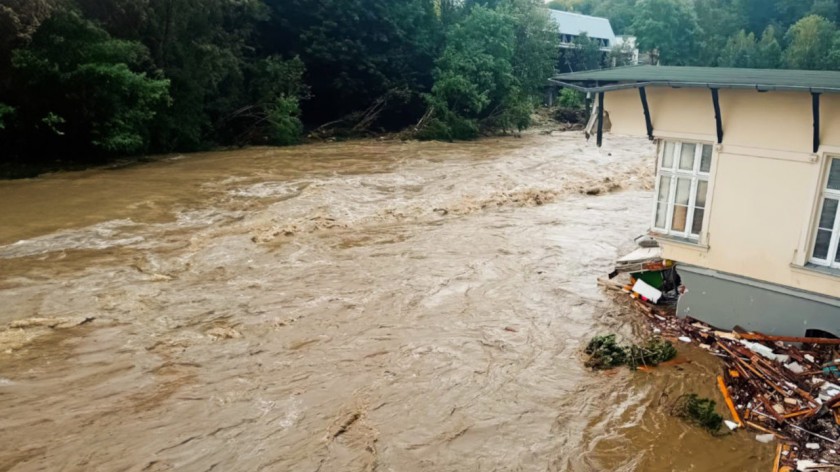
[0, 133, 771, 471]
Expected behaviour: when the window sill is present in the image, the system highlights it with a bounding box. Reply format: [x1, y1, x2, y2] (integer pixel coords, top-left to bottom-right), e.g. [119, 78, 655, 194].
[791, 263, 840, 280]
[649, 231, 710, 252]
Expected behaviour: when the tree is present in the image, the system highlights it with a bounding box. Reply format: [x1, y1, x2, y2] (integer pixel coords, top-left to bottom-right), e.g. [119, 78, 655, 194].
[784, 15, 836, 70]
[811, 0, 840, 23]
[9, 10, 169, 159]
[591, 0, 637, 34]
[718, 30, 758, 67]
[692, 0, 742, 66]
[631, 0, 701, 65]
[422, 6, 518, 139]
[755, 26, 783, 68]
[262, 0, 443, 130]
[558, 33, 603, 72]
[141, 0, 268, 151]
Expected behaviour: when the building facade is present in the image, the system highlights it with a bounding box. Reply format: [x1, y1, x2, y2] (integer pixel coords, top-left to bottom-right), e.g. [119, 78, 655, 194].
[553, 66, 840, 337]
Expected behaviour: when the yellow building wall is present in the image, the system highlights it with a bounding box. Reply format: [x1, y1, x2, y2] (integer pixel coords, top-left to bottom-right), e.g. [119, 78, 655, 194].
[603, 87, 840, 298]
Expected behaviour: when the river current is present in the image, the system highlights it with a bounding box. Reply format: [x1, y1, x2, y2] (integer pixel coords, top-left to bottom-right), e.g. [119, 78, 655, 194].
[0, 133, 770, 471]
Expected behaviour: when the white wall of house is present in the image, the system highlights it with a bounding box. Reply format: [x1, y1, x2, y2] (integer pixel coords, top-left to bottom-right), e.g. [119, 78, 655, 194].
[604, 87, 840, 299]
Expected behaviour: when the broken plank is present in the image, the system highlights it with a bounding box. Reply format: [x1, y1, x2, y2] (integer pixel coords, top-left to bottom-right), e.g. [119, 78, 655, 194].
[738, 332, 840, 345]
[717, 375, 743, 427]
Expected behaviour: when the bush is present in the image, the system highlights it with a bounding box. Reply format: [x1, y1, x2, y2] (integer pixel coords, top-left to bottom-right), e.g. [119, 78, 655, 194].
[267, 96, 303, 146]
[585, 334, 628, 369]
[627, 337, 678, 369]
[671, 393, 724, 432]
[559, 89, 585, 109]
[585, 334, 677, 370]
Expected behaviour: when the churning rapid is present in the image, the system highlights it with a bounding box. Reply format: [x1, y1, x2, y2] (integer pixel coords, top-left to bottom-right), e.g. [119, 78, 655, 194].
[0, 133, 771, 471]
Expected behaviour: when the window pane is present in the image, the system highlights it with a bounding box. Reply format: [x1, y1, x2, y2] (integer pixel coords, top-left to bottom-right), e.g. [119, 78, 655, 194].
[695, 180, 708, 209]
[657, 175, 671, 201]
[814, 229, 832, 260]
[675, 178, 691, 205]
[679, 143, 696, 170]
[663, 142, 675, 168]
[655, 201, 668, 228]
[691, 208, 705, 235]
[700, 145, 713, 173]
[829, 159, 840, 191]
[672, 205, 688, 232]
[819, 198, 838, 229]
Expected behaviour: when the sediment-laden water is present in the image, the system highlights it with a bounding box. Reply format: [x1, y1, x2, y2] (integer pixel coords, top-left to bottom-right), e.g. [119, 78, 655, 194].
[0, 133, 770, 471]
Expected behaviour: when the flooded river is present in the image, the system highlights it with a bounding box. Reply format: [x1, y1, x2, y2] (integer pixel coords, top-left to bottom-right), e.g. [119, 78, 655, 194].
[0, 133, 771, 471]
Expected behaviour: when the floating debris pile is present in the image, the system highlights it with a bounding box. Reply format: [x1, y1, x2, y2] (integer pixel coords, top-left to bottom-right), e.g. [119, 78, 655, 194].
[599, 270, 840, 471]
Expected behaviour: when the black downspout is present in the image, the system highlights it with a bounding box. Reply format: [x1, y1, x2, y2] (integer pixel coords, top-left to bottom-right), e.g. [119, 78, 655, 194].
[639, 87, 653, 141]
[813, 92, 821, 154]
[711, 88, 723, 145]
[597, 91, 605, 148]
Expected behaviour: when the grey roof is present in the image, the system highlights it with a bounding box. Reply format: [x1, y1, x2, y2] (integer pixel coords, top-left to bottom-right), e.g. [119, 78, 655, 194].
[549, 10, 616, 43]
[552, 65, 840, 93]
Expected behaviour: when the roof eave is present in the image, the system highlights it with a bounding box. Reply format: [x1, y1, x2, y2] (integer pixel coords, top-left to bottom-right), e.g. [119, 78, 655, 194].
[548, 79, 840, 94]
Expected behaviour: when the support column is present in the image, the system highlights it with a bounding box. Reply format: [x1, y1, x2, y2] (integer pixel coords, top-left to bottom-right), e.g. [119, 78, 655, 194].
[813, 92, 821, 154]
[639, 87, 653, 141]
[711, 88, 723, 145]
[596, 91, 605, 148]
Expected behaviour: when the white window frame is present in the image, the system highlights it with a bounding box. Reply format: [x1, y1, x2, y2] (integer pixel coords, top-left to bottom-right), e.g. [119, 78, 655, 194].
[651, 140, 713, 241]
[809, 157, 840, 269]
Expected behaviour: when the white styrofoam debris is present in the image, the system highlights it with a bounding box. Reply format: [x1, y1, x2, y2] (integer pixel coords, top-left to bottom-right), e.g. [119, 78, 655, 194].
[678, 336, 692, 343]
[724, 420, 739, 431]
[805, 354, 816, 362]
[806, 443, 820, 450]
[653, 328, 661, 334]
[786, 362, 805, 374]
[821, 382, 840, 392]
[797, 459, 819, 471]
[699, 343, 711, 350]
[741, 340, 777, 361]
[776, 354, 790, 363]
[756, 434, 775, 444]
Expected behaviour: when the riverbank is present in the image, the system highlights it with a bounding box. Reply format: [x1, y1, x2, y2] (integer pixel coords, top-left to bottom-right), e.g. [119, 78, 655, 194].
[0, 108, 586, 180]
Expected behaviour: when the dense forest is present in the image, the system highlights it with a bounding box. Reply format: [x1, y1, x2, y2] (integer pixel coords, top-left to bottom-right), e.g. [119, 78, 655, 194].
[0, 0, 556, 176]
[4, 0, 840, 176]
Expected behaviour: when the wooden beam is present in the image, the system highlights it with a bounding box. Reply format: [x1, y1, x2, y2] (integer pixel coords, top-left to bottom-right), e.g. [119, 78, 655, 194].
[596, 91, 605, 147]
[739, 331, 840, 345]
[711, 88, 723, 144]
[813, 92, 821, 153]
[639, 87, 654, 141]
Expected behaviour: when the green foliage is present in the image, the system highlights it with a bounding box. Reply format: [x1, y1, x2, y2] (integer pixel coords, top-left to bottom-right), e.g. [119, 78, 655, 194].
[784, 15, 838, 70]
[422, 2, 553, 140]
[10, 10, 169, 157]
[626, 337, 677, 368]
[718, 30, 759, 68]
[631, 0, 701, 65]
[0, 103, 13, 129]
[267, 96, 303, 146]
[585, 335, 628, 369]
[590, 0, 637, 33]
[558, 32, 604, 73]
[559, 89, 585, 109]
[585, 334, 677, 370]
[671, 393, 724, 432]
